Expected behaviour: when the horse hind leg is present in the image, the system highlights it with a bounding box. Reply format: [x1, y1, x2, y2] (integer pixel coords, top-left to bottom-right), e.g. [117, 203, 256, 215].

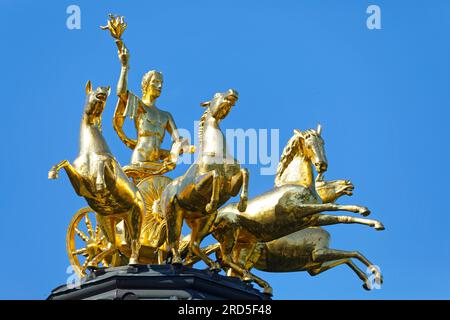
[89, 215, 117, 268]
[229, 169, 248, 212]
[237, 169, 248, 212]
[164, 196, 184, 265]
[230, 245, 272, 295]
[192, 170, 219, 213]
[123, 200, 144, 265]
[206, 170, 221, 214]
[308, 259, 368, 282]
[216, 230, 273, 295]
[189, 214, 221, 271]
[311, 248, 383, 290]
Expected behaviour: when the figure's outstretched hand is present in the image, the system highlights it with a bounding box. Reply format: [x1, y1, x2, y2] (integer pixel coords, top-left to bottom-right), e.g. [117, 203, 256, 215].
[118, 45, 129, 67]
[100, 14, 127, 40]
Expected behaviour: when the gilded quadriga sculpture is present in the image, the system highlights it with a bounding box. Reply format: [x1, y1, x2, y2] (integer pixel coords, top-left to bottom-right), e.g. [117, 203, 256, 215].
[49, 15, 384, 295]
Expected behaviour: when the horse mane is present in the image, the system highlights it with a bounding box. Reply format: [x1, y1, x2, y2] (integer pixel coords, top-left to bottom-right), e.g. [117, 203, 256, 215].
[198, 107, 211, 150]
[274, 129, 320, 186]
[275, 135, 302, 186]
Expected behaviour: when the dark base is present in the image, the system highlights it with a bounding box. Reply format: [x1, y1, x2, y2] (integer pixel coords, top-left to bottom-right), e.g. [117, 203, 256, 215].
[47, 264, 271, 300]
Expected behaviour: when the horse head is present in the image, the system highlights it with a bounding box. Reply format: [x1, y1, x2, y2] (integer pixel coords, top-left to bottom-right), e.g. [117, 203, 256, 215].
[83, 80, 110, 127]
[294, 124, 328, 174]
[275, 124, 328, 187]
[200, 89, 239, 121]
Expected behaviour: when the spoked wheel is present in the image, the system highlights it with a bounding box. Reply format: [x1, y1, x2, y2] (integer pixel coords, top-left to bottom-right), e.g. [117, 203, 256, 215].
[66, 207, 110, 278]
[137, 175, 172, 249]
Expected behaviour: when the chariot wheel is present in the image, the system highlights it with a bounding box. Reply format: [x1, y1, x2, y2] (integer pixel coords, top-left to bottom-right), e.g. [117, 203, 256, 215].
[66, 176, 173, 275]
[137, 175, 172, 249]
[66, 207, 111, 278]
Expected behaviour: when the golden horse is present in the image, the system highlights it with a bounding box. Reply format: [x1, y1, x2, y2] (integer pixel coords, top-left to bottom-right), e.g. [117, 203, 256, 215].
[198, 179, 384, 293]
[208, 125, 384, 294]
[159, 89, 249, 270]
[48, 81, 145, 266]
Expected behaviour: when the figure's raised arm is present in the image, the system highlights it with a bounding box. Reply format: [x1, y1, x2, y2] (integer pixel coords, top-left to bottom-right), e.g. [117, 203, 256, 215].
[116, 42, 129, 102]
[102, 14, 137, 149]
[101, 14, 129, 102]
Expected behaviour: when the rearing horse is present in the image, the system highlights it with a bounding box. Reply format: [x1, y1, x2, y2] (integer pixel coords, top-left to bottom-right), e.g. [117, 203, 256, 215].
[211, 125, 383, 294]
[160, 89, 249, 270]
[48, 81, 145, 266]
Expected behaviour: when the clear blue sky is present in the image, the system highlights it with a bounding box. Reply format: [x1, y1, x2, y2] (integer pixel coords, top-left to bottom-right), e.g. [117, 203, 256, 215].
[1, 0, 449, 299]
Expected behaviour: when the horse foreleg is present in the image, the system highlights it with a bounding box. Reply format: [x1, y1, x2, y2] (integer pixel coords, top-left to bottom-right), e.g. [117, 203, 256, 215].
[292, 203, 371, 217]
[237, 168, 249, 212]
[314, 214, 385, 230]
[308, 259, 369, 288]
[311, 248, 383, 290]
[48, 160, 84, 196]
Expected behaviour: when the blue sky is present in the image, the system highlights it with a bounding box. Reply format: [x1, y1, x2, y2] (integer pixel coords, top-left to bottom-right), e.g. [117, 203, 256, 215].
[1, 0, 449, 299]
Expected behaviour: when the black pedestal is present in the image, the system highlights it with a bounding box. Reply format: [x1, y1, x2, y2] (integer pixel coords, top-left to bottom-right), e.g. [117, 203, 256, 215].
[48, 265, 271, 300]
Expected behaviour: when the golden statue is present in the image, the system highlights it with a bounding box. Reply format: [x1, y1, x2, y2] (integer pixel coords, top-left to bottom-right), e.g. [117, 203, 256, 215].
[48, 82, 144, 268]
[50, 15, 384, 295]
[102, 14, 193, 182]
[159, 89, 249, 270]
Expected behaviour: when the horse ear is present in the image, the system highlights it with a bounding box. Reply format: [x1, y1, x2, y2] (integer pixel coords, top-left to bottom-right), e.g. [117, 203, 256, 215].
[85, 80, 92, 95]
[294, 129, 304, 138]
[317, 123, 322, 135]
[200, 101, 210, 107]
[107, 86, 111, 96]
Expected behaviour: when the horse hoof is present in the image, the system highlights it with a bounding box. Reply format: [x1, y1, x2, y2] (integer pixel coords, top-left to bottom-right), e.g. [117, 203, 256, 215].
[96, 183, 106, 192]
[209, 266, 221, 273]
[208, 261, 221, 272]
[171, 256, 183, 265]
[48, 169, 58, 179]
[237, 200, 247, 212]
[128, 258, 139, 265]
[368, 265, 379, 274]
[374, 222, 385, 231]
[205, 203, 216, 214]
[263, 287, 273, 296]
[362, 282, 372, 291]
[87, 264, 99, 271]
[359, 207, 371, 217]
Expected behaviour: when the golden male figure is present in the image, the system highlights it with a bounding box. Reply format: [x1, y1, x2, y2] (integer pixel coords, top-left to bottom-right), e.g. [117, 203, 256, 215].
[102, 15, 185, 180]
